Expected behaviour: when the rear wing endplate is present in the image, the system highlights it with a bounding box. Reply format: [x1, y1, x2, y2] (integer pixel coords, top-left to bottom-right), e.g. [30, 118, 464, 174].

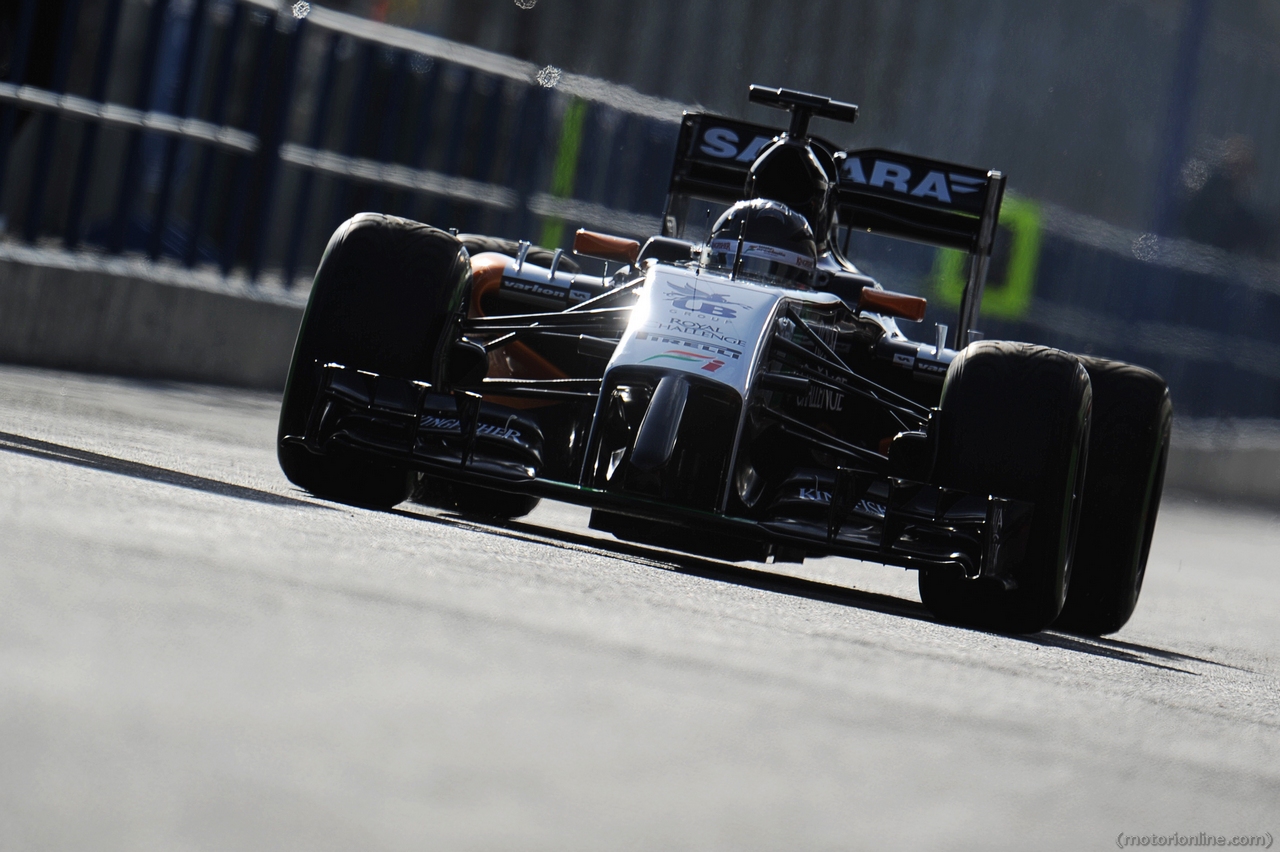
[664, 112, 1006, 344]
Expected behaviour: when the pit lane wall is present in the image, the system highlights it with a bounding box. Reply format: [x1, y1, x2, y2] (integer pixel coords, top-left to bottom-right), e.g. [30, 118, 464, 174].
[2, 241, 1277, 507]
[0, 243, 304, 391]
[1164, 420, 1280, 507]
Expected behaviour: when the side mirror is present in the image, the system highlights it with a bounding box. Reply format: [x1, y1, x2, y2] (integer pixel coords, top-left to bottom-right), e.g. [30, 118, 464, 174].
[857, 288, 928, 322]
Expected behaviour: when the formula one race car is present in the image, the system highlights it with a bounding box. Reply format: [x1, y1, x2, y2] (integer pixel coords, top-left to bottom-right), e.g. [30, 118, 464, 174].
[277, 85, 1172, 635]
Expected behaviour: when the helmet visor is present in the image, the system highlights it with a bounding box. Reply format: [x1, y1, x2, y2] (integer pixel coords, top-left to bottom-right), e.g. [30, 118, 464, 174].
[703, 238, 815, 289]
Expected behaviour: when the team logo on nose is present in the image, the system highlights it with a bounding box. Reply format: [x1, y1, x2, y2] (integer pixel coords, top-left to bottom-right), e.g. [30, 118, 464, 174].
[665, 281, 751, 319]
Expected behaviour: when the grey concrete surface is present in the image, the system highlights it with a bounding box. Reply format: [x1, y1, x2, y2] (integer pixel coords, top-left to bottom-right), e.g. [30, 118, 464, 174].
[1, 365, 1277, 851]
[0, 252, 304, 391]
[1168, 419, 1280, 506]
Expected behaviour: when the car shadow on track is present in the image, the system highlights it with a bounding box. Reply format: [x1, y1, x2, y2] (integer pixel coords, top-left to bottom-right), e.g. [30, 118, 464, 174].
[0, 430, 329, 510]
[389, 503, 1231, 675]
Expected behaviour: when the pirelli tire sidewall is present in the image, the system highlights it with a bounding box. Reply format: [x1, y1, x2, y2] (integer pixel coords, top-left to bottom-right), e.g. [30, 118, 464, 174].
[277, 213, 471, 507]
[920, 340, 1092, 633]
[1055, 356, 1172, 635]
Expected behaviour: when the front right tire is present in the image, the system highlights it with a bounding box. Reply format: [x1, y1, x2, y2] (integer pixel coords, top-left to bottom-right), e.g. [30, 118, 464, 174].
[918, 341, 1092, 633]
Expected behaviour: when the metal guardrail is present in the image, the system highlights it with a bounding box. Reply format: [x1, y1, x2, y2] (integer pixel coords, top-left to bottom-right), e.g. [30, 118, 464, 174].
[0, 82, 259, 152]
[278, 143, 520, 211]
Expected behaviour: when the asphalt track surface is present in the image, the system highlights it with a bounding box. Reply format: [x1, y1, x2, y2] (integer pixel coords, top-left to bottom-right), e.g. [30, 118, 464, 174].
[1, 365, 1277, 851]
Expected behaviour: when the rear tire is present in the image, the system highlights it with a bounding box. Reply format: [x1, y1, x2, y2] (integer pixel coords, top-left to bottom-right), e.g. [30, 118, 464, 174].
[277, 213, 470, 508]
[918, 341, 1092, 633]
[1054, 357, 1171, 635]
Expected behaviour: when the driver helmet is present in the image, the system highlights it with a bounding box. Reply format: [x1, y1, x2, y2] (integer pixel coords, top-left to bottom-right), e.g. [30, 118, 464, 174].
[700, 198, 817, 289]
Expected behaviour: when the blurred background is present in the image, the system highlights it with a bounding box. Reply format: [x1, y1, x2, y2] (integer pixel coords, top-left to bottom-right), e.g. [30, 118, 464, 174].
[1, 0, 1278, 421]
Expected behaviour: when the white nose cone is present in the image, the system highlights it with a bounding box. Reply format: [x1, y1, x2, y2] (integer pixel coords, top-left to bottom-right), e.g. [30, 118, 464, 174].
[606, 265, 840, 399]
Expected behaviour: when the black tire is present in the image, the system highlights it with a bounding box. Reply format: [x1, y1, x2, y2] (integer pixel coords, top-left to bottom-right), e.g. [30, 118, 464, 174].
[918, 341, 1092, 633]
[278, 213, 471, 508]
[1054, 358, 1171, 635]
[412, 476, 541, 520]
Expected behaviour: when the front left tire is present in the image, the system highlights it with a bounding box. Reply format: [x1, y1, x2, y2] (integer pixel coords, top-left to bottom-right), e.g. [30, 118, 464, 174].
[277, 213, 471, 508]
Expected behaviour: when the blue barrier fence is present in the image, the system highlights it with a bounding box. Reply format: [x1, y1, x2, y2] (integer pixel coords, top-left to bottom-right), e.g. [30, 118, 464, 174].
[0, 0, 678, 284]
[846, 210, 1280, 419]
[1, 0, 1277, 420]
[999, 234, 1280, 419]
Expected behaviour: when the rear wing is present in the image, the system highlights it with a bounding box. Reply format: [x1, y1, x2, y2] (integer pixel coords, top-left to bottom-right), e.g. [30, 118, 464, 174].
[663, 112, 1006, 344]
[663, 114, 839, 212]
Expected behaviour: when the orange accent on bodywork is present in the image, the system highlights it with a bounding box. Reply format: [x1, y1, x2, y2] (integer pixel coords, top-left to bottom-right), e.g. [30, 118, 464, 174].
[858, 288, 928, 322]
[468, 252, 569, 408]
[469, 252, 508, 318]
[573, 229, 640, 265]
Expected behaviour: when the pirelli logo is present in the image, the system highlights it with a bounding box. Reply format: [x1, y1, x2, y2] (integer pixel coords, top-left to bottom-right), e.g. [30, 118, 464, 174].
[635, 332, 741, 360]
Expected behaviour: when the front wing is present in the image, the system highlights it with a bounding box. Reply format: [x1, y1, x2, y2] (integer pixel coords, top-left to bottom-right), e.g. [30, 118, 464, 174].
[282, 363, 1034, 581]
